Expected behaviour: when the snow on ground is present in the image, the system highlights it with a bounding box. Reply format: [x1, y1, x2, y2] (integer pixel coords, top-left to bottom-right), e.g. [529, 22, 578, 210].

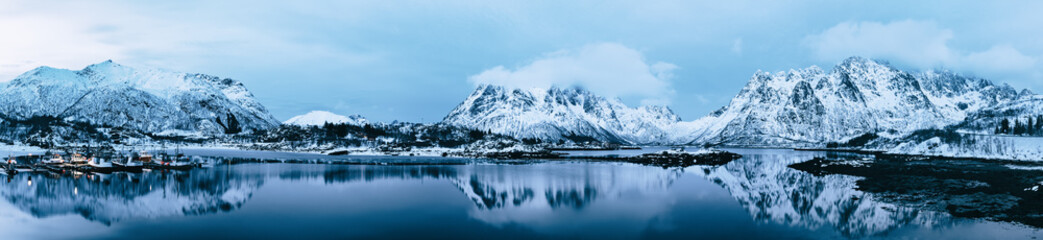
[0, 144, 47, 156]
[888, 134, 1043, 161]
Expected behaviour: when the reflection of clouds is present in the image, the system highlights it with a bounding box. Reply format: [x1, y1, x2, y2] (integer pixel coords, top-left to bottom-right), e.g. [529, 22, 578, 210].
[692, 149, 949, 238]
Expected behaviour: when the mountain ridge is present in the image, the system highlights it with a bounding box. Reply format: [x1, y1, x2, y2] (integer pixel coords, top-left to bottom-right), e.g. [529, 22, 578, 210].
[2, 57, 1038, 152]
[0, 60, 279, 137]
[442, 84, 681, 144]
[680, 56, 1026, 147]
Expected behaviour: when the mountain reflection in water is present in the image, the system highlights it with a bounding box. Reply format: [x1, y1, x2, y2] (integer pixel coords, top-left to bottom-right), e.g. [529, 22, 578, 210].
[692, 149, 948, 238]
[0, 150, 1040, 239]
[0, 163, 263, 225]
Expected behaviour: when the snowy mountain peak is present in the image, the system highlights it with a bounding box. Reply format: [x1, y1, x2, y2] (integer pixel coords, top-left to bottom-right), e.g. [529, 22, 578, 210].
[443, 84, 680, 144]
[85, 59, 118, 69]
[639, 105, 681, 122]
[838, 55, 880, 66]
[1019, 89, 1036, 97]
[0, 61, 279, 136]
[284, 111, 368, 126]
[683, 56, 1025, 147]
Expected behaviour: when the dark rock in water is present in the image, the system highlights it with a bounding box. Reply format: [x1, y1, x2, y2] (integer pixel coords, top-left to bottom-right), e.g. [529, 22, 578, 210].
[477, 150, 565, 159]
[626, 151, 742, 168]
[789, 155, 1043, 228]
[325, 150, 350, 156]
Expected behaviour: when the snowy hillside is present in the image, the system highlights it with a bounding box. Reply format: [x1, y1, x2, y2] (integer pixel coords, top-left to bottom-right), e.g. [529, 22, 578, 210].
[954, 95, 1043, 134]
[442, 84, 680, 144]
[681, 57, 1022, 147]
[888, 132, 1043, 161]
[284, 110, 367, 126]
[0, 60, 279, 136]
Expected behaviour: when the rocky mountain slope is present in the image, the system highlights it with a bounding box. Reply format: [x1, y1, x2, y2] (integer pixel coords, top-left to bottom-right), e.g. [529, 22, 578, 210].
[0, 60, 279, 137]
[679, 57, 1024, 147]
[442, 84, 680, 144]
[2, 57, 1037, 153]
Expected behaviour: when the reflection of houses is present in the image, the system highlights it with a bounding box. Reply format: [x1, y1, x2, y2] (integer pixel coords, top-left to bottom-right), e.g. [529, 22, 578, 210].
[0, 164, 265, 225]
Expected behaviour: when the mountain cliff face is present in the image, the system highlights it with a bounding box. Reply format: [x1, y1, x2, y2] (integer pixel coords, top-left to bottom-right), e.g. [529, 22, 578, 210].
[0, 60, 279, 136]
[441, 57, 1027, 147]
[442, 84, 681, 144]
[681, 57, 1022, 147]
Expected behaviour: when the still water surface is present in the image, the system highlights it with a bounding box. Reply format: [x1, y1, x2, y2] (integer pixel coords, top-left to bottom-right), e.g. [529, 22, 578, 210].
[0, 148, 1040, 239]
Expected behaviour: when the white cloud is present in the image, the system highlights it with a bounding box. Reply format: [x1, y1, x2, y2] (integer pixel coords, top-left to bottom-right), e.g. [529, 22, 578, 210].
[804, 20, 1040, 83]
[962, 45, 1037, 72]
[731, 38, 743, 55]
[0, 0, 376, 82]
[470, 43, 676, 105]
[0, 13, 126, 80]
[805, 20, 956, 67]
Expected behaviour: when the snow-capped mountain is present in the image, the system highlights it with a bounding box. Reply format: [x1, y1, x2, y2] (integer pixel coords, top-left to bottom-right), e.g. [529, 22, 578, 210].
[442, 84, 681, 144]
[284, 110, 368, 126]
[680, 56, 1023, 147]
[0, 60, 279, 136]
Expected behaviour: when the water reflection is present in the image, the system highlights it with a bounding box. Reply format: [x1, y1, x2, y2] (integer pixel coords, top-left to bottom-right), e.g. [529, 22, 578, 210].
[1, 158, 681, 225]
[0, 166, 262, 225]
[691, 149, 950, 238]
[790, 152, 1043, 228]
[0, 151, 1039, 239]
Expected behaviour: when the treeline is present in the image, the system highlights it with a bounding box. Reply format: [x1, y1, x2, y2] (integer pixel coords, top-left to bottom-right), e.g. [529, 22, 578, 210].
[0, 114, 613, 149]
[254, 122, 510, 148]
[994, 115, 1043, 136]
[0, 115, 138, 148]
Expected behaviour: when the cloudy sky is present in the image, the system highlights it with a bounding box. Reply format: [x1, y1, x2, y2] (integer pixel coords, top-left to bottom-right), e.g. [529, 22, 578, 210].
[2, 1, 1041, 122]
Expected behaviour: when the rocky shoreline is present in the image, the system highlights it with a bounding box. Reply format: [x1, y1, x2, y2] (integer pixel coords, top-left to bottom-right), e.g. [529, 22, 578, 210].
[789, 155, 1043, 228]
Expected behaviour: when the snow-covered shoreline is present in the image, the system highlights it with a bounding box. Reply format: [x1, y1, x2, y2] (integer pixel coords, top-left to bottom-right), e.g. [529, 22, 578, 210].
[6, 130, 1043, 163]
[886, 134, 1043, 162]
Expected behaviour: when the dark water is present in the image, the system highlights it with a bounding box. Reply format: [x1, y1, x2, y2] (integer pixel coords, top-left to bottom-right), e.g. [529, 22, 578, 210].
[1, 148, 1040, 239]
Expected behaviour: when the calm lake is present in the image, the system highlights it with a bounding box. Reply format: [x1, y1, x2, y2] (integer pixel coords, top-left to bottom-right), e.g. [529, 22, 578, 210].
[1, 148, 1040, 239]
